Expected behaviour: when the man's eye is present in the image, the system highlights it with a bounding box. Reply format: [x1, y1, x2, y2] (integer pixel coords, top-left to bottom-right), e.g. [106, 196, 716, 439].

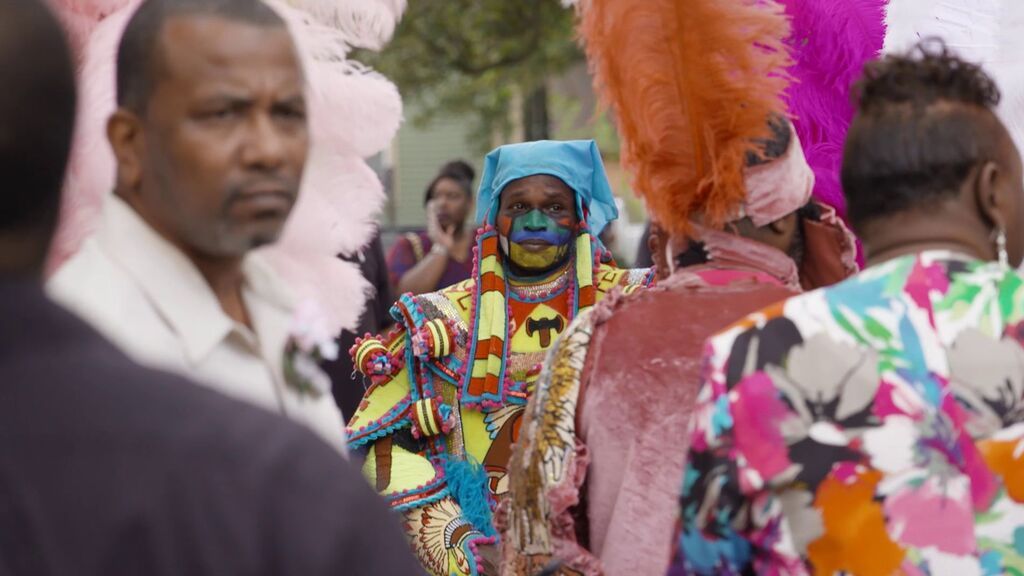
[274, 106, 307, 120]
[550, 204, 563, 211]
[511, 202, 525, 210]
[199, 107, 237, 121]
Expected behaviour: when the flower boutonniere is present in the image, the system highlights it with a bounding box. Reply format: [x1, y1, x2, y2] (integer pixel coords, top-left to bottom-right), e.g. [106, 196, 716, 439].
[283, 300, 339, 399]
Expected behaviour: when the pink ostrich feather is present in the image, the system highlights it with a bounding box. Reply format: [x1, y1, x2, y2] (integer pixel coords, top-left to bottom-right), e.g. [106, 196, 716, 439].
[266, 0, 403, 332]
[780, 0, 887, 221]
[45, 0, 134, 59]
[47, 0, 405, 335]
[46, 0, 137, 276]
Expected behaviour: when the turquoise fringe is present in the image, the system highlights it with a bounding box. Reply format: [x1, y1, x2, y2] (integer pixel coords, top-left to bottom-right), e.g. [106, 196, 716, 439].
[443, 456, 497, 538]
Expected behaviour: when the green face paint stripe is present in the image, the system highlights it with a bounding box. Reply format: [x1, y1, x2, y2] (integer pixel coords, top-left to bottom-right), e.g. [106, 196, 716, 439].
[509, 210, 572, 245]
[512, 209, 558, 232]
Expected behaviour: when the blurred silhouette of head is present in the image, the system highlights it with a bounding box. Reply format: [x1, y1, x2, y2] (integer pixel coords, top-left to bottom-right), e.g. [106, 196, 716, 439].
[0, 0, 76, 278]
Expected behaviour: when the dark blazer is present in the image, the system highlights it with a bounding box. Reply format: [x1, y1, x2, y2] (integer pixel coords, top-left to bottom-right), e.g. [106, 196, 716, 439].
[327, 233, 395, 421]
[0, 280, 423, 576]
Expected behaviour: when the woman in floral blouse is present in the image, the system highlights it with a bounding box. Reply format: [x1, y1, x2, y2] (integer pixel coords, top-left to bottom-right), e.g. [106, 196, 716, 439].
[669, 41, 1024, 575]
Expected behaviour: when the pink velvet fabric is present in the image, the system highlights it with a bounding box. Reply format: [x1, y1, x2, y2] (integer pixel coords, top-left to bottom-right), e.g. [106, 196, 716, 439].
[573, 265, 798, 575]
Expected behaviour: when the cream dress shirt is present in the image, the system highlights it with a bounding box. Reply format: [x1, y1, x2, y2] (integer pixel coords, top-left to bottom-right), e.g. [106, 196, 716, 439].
[48, 196, 347, 453]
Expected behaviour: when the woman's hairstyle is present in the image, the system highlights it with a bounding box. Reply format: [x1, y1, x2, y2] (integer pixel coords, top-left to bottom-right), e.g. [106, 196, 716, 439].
[842, 39, 1004, 231]
[423, 159, 476, 205]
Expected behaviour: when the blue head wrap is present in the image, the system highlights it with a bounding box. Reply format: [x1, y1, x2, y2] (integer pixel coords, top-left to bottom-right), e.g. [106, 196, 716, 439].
[474, 140, 619, 236]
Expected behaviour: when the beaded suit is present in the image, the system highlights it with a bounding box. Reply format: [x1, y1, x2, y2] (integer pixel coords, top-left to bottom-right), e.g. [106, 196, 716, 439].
[346, 140, 654, 576]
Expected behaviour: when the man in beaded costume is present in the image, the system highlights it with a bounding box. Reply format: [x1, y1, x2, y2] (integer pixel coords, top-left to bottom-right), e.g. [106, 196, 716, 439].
[346, 139, 654, 576]
[498, 0, 869, 574]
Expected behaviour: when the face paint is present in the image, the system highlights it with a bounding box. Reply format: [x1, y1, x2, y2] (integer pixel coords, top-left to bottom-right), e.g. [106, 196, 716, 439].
[498, 209, 574, 273]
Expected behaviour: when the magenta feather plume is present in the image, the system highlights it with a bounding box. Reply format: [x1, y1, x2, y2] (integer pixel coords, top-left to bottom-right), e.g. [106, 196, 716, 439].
[781, 0, 887, 221]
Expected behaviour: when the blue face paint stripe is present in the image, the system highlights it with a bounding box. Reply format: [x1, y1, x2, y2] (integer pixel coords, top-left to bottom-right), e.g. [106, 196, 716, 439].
[508, 230, 572, 245]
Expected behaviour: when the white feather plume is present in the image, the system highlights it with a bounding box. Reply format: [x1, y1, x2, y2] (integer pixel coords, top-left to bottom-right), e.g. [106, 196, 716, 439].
[884, 0, 999, 62]
[282, 0, 406, 51]
[884, 0, 1024, 151]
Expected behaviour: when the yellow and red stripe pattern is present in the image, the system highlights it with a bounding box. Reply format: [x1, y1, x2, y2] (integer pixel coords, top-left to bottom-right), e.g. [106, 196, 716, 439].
[466, 231, 509, 403]
[462, 228, 601, 408]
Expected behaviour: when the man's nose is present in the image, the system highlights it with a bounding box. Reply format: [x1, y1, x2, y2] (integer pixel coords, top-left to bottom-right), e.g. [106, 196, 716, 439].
[241, 113, 289, 170]
[523, 209, 547, 230]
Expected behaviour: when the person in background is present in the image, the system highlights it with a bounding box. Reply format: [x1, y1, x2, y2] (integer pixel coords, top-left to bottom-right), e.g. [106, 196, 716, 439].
[670, 41, 1024, 575]
[348, 140, 655, 576]
[634, 221, 655, 268]
[388, 160, 475, 295]
[0, 1, 421, 574]
[47, 0, 347, 449]
[325, 231, 394, 420]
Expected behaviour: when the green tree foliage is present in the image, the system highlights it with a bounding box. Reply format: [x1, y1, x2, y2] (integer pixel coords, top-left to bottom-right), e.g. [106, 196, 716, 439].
[361, 0, 583, 151]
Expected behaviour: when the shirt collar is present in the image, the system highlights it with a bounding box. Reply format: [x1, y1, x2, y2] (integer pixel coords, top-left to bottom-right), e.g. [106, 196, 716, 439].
[96, 195, 294, 364]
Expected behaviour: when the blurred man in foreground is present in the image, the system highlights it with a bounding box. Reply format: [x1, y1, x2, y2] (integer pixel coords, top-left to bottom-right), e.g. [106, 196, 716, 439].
[0, 1, 421, 574]
[48, 0, 346, 449]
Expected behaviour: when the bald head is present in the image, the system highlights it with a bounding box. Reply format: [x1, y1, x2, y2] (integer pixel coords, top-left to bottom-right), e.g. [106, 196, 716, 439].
[0, 0, 76, 274]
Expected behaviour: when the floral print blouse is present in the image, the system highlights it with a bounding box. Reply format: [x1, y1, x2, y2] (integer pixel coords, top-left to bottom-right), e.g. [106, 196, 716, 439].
[668, 251, 1024, 576]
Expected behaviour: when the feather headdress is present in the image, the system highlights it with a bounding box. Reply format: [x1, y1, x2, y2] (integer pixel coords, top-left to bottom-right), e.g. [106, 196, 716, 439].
[781, 0, 886, 220]
[578, 0, 792, 234]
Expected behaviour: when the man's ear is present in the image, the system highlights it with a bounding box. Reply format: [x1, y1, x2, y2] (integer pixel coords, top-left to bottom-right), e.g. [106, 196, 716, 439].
[972, 161, 1004, 231]
[106, 108, 144, 195]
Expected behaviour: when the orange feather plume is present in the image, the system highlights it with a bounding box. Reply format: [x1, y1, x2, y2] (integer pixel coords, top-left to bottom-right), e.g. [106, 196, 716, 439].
[579, 0, 793, 233]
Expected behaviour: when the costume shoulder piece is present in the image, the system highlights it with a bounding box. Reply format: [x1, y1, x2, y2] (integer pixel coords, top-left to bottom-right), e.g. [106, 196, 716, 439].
[346, 280, 475, 448]
[395, 280, 477, 386]
[346, 323, 413, 449]
[347, 261, 651, 444]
